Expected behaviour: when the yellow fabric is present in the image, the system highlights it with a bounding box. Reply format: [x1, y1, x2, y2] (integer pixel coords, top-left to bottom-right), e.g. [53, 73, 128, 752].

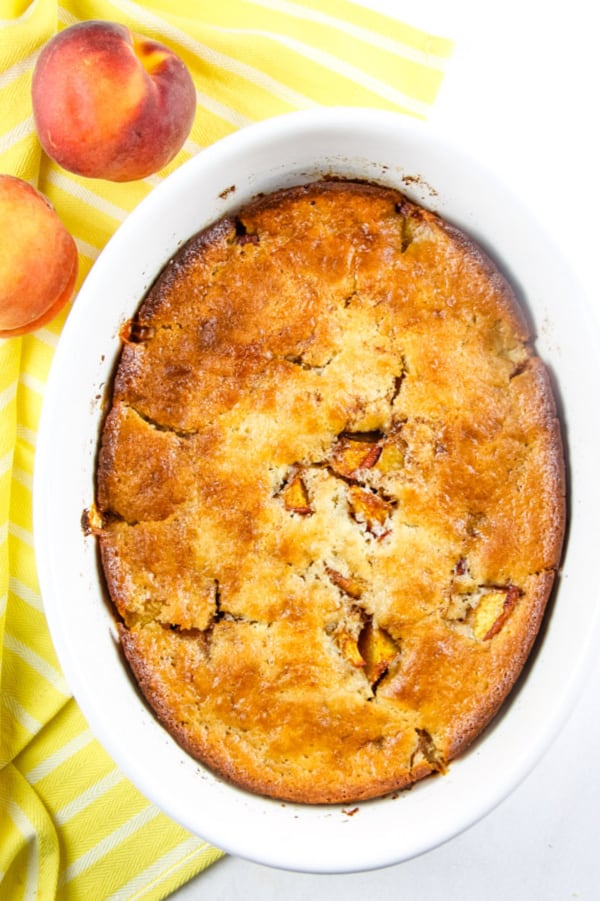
[0, 1, 452, 897]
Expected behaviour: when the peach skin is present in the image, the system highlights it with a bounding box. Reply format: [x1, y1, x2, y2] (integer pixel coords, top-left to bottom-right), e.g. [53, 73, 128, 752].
[0, 175, 78, 338]
[32, 20, 197, 182]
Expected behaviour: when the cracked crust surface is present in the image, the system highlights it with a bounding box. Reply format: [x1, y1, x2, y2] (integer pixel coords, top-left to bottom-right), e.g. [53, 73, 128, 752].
[95, 181, 566, 804]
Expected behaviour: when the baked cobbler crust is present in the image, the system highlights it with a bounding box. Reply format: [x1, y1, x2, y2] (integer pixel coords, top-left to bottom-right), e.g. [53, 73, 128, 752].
[95, 181, 565, 803]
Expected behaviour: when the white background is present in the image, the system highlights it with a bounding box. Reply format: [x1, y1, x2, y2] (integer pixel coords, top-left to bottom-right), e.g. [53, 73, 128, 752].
[174, 1, 600, 897]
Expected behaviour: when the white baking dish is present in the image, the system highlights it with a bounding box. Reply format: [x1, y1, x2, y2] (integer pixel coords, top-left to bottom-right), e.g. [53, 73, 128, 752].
[34, 107, 600, 873]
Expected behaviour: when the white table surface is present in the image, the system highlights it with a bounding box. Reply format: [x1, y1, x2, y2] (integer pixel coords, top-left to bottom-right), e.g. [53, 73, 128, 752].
[174, 1, 600, 897]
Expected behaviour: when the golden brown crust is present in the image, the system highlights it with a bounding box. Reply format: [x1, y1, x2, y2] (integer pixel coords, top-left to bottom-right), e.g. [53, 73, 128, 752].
[96, 180, 565, 804]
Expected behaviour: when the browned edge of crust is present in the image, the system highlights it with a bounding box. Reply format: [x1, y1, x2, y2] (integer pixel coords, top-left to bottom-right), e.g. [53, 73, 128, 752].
[445, 569, 559, 765]
[136, 215, 235, 324]
[117, 624, 437, 804]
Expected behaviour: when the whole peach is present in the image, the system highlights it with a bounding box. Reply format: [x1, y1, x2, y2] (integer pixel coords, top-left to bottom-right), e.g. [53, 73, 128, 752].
[0, 175, 78, 337]
[32, 21, 196, 182]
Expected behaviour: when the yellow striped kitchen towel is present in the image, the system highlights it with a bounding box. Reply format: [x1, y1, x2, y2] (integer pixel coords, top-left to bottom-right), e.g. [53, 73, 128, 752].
[0, 1, 452, 898]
